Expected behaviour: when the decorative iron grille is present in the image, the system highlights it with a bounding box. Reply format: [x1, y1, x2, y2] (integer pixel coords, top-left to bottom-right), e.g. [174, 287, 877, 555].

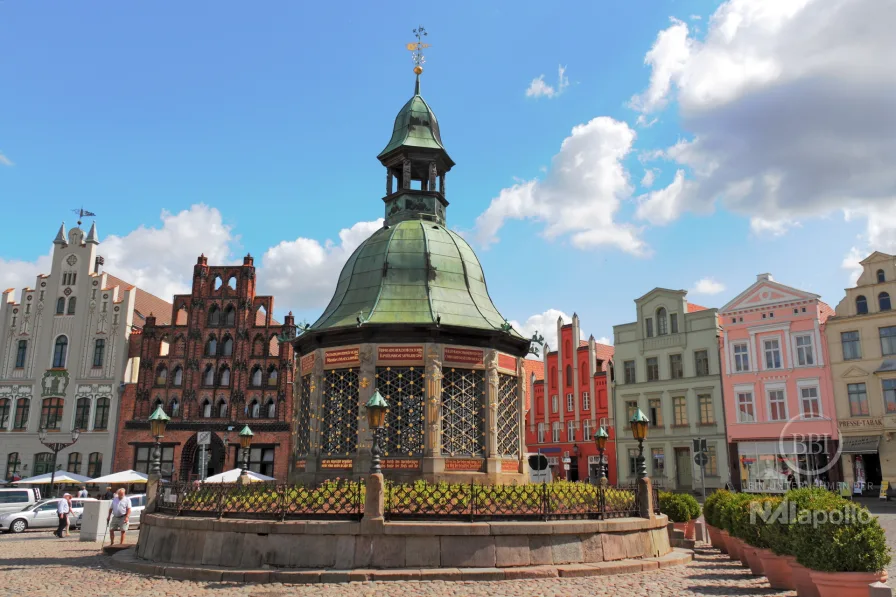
[295, 374, 312, 455]
[321, 368, 359, 456]
[441, 368, 485, 457]
[496, 373, 520, 457]
[376, 366, 425, 457]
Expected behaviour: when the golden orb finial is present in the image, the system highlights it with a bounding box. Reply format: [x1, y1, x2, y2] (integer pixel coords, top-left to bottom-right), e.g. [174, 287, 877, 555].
[414, 65, 423, 75]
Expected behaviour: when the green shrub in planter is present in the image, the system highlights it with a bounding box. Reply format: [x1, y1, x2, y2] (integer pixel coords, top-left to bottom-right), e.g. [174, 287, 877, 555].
[756, 486, 844, 557]
[720, 492, 754, 535]
[703, 490, 728, 528]
[792, 500, 891, 573]
[740, 495, 781, 548]
[683, 493, 701, 520]
[658, 492, 692, 523]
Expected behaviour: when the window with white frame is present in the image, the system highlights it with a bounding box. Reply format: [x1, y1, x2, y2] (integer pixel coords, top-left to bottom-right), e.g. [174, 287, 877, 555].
[625, 400, 638, 423]
[764, 338, 782, 369]
[537, 423, 545, 443]
[583, 419, 593, 441]
[733, 343, 750, 372]
[768, 389, 787, 421]
[552, 422, 561, 442]
[670, 313, 679, 334]
[883, 380, 896, 414]
[628, 448, 639, 475]
[737, 391, 756, 423]
[582, 392, 591, 411]
[795, 335, 815, 366]
[551, 395, 558, 413]
[800, 386, 821, 418]
[848, 383, 869, 416]
[568, 420, 576, 442]
[566, 393, 574, 412]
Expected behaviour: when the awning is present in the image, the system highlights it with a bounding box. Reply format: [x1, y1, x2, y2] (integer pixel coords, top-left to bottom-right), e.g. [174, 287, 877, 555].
[840, 435, 881, 454]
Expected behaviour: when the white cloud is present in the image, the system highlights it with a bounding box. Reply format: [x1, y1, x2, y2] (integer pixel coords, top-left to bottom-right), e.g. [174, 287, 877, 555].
[257, 219, 384, 312]
[509, 309, 579, 351]
[101, 204, 237, 300]
[689, 14, 703, 20]
[0, 152, 12, 167]
[841, 246, 864, 286]
[691, 277, 726, 295]
[525, 65, 569, 99]
[595, 336, 611, 346]
[0, 253, 53, 298]
[640, 169, 658, 188]
[474, 117, 648, 256]
[631, 0, 896, 247]
[636, 169, 687, 225]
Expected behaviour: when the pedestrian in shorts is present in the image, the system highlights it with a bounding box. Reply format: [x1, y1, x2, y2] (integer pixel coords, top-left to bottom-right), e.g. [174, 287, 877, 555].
[107, 489, 131, 545]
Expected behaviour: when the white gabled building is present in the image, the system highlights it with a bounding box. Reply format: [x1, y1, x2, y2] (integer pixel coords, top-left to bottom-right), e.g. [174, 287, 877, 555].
[0, 221, 170, 484]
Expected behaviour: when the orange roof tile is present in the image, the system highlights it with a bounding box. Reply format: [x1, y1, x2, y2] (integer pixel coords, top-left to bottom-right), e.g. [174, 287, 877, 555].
[523, 359, 544, 381]
[105, 273, 174, 327]
[594, 343, 614, 362]
[687, 302, 709, 313]
[818, 301, 836, 324]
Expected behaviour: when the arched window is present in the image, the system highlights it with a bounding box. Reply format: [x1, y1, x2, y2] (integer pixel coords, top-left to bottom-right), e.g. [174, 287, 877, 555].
[94, 397, 110, 430]
[266, 399, 276, 419]
[203, 365, 215, 386]
[173, 335, 186, 357]
[856, 295, 868, 314]
[213, 276, 223, 291]
[267, 366, 278, 387]
[217, 399, 227, 418]
[582, 367, 588, 385]
[14, 398, 30, 430]
[255, 305, 267, 326]
[175, 305, 189, 326]
[226, 276, 237, 291]
[269, 335, 279, 357]
[40, 397, 64, 429]
[158, 335, 170, 356]
[565, 365, 572, 387]
[169, 397, 180, 417]
[208, 305, 220, 326]
[657, 307, 668, 335]
[253, 335, 265, 356]
[206, 336, 217, 356]
[172, 366, 183, 386]
[878, 269, 886, 283]
[251, 367, 262, 387]
[155, 366, 168, 386]
[550, 366, 557, 388]
[219, 366, 231, 387]
[55, 297, 65, 315]
[202, 399, 211, 418]
[0, 398, 9, 429]
[224, 305, 236, 326]
[881, 292, 892, 312]
[66, 297, 76, 315]
[222, 335, 233, 356]
[249, 399, 260, 419]
[74, 397, 91, 429]
[52, 336, 68, 368]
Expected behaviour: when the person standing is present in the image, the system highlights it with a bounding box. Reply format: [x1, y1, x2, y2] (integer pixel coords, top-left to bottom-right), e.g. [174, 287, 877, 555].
[102, 486, 114, 500]
[77, 486, 88, 498]
[106, 489, 131, 546]
[54, 494, 71, 538]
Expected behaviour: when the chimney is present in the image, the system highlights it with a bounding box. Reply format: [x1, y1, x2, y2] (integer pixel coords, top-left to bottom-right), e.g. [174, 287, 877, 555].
[757, 273, 774, 282]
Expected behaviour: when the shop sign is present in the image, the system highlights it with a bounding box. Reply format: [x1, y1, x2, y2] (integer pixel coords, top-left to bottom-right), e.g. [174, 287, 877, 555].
[325, 348, 359, 366]
[501, 460, 518, 472]
[300, 353, 315, 374]
[445, 458, 484, 471]
[444, 347, 484, 365]
[320, 459, 353, 469]
[378, 346, 424, 361]
[839, 418, 883, 428]
[382, 459, 421, 470]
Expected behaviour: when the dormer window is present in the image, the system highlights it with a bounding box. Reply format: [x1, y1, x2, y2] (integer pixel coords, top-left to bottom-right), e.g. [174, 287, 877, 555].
[880, 292, 892, 312]
[857, 295, 868, 314]
[656, 308, 668, 336]
[878, 269, 886, 283]
[645, 318, 654, 338]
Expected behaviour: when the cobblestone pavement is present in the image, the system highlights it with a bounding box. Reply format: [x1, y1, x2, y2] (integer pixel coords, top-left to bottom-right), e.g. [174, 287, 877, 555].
[0, 530, 796, 597]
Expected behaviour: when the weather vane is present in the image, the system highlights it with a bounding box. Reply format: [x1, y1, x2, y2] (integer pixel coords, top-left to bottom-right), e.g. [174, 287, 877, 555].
[407, 25, 430, 75]
[71, 207, 96, 227]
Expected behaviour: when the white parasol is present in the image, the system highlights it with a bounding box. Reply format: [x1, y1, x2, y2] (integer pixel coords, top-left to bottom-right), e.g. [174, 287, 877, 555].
[14, 471, 93, 485]
[87, 470, 149, 485]
[202, 469, 275, 483]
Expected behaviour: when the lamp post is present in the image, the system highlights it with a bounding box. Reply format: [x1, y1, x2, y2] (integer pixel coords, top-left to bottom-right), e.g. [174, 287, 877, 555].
[365, 390, 389, 475]
[239, 425, 254, 476]
[630, 408, 649, 480]
[37, 427, 80, 498]
[148, 406, 170, 477]
[594, 426, 609, 483]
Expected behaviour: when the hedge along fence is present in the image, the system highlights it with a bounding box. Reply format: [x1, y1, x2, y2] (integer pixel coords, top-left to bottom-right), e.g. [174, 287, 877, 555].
[155, 479, 646, 522]
[657, 492, 700, 523]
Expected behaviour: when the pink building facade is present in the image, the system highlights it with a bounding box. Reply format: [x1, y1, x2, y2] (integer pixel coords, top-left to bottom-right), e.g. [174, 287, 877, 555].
[720, 274, 840, 492]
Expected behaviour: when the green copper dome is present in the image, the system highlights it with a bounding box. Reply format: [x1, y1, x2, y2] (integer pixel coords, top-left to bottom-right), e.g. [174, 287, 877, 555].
[377, 78, 454, 165]
[310, 219, 520, 335]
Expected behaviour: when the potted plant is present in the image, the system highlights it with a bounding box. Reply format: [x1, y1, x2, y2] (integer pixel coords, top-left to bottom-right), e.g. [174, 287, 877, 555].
[786, 487, 849, 597]
[719, 492, 751, 564]
[731, 494, 764, 575]
[758, 494, 796, 590]
[796, 500, 891, 597]
[704, 490, 729, 553]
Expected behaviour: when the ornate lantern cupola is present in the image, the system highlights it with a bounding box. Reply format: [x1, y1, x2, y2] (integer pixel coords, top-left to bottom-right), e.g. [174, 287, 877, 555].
[377, 26, 454, 227]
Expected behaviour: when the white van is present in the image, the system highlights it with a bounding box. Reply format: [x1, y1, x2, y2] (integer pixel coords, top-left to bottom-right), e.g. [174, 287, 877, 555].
[0, 488, 42, 515]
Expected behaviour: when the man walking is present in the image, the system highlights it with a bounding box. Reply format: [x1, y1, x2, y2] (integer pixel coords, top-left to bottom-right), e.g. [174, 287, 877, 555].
[106, 489, 131, 546]
[54, 494, 71, 538]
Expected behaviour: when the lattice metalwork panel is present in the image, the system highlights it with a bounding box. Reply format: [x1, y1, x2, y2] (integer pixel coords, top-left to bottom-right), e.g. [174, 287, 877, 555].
[321, 368, 359, 456]
[496, 373, 520, 457]
[441, 368, 485, 457]
[295, 374, 312, 455]
[376, 366, 425, 457]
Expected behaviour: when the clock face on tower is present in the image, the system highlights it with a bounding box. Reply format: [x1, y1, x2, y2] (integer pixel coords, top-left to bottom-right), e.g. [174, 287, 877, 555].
[66, 255, 77, 266]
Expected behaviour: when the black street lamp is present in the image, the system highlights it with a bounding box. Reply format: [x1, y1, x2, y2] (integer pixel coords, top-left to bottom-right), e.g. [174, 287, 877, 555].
[37, 427, 80, 498]
[365, 390, 389, 475]
[630, 408, 650, 480]
[594, 426, 609, 483]
[239, 425, 254, 475]
[148, 405, 170, 477]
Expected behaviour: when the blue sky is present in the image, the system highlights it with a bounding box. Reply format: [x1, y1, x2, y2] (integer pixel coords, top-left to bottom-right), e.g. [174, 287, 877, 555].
[1, 0, 891, 348]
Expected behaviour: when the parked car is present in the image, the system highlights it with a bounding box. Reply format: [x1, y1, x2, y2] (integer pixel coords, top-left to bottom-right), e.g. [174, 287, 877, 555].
[0, 497, 96, 534]
[0, 488, 42, 515]
[74, 493, 146, 530]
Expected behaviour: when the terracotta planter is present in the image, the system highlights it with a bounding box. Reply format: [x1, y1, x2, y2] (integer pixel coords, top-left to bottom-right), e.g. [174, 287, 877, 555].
[809, 570, 888, 597]
[706, 524, 723, 550]
[673, 521, 697, 541]
[758, 551, 795, 590]
[741, 544, 765, 576]
[726, 534, 745, 563]
[789, 561, 820, 597]
[712, 526, 729, 554]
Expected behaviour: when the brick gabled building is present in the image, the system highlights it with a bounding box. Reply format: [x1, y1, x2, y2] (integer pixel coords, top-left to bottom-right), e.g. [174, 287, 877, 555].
[524, 314, 616, 483]
[113, 254, 296, 481]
